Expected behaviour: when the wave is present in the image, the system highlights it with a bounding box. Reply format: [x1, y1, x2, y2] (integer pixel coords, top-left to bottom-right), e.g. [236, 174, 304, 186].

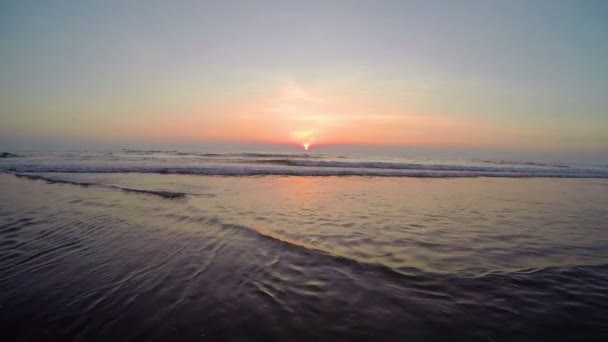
[3, 165, 607, 178]
[113, 187, 190, 199]
[13, 174, 196, 199]
[219, 222, 427, 280]
[8, 172, 608, 280]
[476, 159, 570, 168]
[241, 158, 606, 175]
[168, 211, 608, 280]
[14, 173, 96, 186]
[175, 152, 223, 157]
[0, 152, 21, 158]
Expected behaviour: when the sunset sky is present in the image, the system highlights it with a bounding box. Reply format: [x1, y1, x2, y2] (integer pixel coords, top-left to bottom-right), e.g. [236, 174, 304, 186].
[1, 0, 607, 161]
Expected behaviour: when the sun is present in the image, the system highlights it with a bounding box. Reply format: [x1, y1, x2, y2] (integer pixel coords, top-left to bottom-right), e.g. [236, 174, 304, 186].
[292, 129, 315, 151]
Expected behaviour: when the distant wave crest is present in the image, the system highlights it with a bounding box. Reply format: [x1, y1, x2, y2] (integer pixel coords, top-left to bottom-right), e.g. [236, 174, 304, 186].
[2, 151, 607, 178]
[246, 158, 581, 173]
[4, 166, 607, 178]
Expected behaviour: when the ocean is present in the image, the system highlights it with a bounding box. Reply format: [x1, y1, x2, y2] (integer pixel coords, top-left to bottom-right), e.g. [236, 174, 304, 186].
[1, 150, 607, 341]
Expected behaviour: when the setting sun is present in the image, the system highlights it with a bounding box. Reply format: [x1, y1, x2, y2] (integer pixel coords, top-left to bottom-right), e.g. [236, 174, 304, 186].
[303, 143, 310, 151]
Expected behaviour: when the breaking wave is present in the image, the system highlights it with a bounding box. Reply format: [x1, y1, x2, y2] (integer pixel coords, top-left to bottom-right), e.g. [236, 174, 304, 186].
[2, 151, 607, 178]
[3, 162, 607, 178]
[245, 158, 591, 173]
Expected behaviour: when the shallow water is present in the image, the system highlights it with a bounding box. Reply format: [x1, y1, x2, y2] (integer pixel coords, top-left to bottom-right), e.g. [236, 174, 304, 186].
[1, 171, 608, 341]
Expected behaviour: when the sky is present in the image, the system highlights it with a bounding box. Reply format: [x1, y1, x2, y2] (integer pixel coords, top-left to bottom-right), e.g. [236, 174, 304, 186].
[1, 0, 607, 161]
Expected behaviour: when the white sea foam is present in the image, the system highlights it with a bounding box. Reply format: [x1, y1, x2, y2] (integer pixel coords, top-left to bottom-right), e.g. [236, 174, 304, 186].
[1, 151, 607, 178]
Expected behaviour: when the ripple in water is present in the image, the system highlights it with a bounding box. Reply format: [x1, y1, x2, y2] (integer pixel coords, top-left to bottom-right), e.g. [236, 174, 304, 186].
[1, 174, 608, 341]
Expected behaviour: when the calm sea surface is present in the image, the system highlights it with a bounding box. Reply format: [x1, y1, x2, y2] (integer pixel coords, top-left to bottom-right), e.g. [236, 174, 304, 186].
[1, 151, 607, 341]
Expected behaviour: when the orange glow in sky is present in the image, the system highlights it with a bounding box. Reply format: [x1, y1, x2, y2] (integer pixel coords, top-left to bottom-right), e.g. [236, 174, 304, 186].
[193, 83, 494, 149]
[104, 82, 593, 152]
